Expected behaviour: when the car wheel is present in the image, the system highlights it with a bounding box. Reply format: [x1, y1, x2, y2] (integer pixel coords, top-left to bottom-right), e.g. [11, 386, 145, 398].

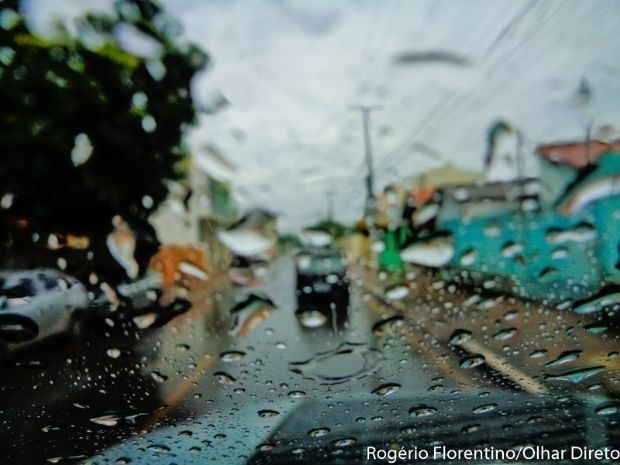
[0, 314, 39, 343]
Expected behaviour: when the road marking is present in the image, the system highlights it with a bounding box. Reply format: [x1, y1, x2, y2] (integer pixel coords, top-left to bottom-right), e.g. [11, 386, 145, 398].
[453, 338, 547, 394]
[142, 353, 216, 430]
[353, 279, 475, 389]
[352, 267, 546, 393]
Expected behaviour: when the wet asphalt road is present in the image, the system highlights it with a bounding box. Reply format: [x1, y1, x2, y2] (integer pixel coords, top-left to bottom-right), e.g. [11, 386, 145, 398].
[1, 257, 619, 464]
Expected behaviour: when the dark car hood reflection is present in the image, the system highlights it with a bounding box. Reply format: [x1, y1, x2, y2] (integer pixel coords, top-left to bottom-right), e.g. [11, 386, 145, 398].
[247, 390, 620, 465]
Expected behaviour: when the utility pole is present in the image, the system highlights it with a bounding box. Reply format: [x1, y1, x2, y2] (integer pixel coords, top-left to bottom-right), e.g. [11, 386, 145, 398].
[351, 105, 382, 202]
[325, 189, 334, 221]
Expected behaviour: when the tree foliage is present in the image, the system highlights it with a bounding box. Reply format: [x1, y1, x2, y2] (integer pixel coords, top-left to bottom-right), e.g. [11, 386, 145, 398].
[0, 0, 208, 234]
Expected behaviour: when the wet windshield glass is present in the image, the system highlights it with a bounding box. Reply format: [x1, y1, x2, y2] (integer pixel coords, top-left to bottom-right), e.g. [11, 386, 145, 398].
[1, 1, 620, 464]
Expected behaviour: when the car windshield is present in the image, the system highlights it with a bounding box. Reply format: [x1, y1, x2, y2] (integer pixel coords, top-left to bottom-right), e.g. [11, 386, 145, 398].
[296, 250, 346, 275]
[1, 1, 620, 464]
[1, 278, 35, 299]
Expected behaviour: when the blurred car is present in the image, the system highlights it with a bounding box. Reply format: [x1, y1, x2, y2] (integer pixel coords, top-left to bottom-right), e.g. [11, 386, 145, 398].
[294, 248, 350, 327]
[247, 391, 620, 465]
[0, 269, 90, 351]
[92, 271, 194, 330]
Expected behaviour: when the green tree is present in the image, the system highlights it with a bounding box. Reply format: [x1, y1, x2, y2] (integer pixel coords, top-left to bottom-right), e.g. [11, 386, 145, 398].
[0, 0, 208, 234]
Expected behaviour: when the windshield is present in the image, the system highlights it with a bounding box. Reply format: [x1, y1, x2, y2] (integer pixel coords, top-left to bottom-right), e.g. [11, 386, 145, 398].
[1, 1, 619, 464]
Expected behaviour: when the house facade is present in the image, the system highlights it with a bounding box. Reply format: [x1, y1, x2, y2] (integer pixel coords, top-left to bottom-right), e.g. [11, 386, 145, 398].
[403, 141, 620, 303]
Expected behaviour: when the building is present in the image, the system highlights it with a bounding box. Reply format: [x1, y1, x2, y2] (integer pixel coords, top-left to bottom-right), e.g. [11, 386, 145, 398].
[401, 140, 620, 303]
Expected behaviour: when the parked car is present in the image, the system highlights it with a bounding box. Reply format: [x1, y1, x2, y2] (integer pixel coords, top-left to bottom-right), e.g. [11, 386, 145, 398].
[0, 269, 90, 352]
[294, 248, 350, 328]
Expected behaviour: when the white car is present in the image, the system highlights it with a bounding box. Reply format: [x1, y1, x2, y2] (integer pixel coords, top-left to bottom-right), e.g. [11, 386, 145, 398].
[0, 269, 90, 351]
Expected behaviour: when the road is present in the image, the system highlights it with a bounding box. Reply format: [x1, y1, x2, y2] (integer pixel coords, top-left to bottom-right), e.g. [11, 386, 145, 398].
[0, 256, 618, 464]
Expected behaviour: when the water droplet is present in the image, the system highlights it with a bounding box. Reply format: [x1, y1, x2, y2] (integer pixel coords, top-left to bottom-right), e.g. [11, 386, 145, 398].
[493, 327, 517, 341]
[551, 247, 569, 259]
[371, 383, 401, 397]
[449, 329, 472, 345]
[220, 350, 246, 362]
[544, 350, 581, 367]
[458, 248, 477, 266]
[372, 316, 405, 336]
[133, 313, 157, 329]
[545, 224, 596, 244]
[70, 133, 93, 167]
[214, 372, 236, 385]
[141, 115, 157, 133]
[296, 309, 328, 328]
[308, 427, 330, 437]
[258, 409, 280, 418]
[384, 283, 409, 301]
[459, 354, 485, 369]
[46, 456, 87, 464]
[289, 342, 381, 384]
[584, 324, 607, 334]
[573, 292, 620, 314]
[529, 349, 547, 358]
[257, 443, 275, 451]
[409, 405, 436, 417]
[544, 366, 605, 384]
[330, 437, 356, 448]
[325, 274, 340, 284]
[106, 348, 122, 359]
[287, 390, 306, 398]
[501, 242, 523, 258]
[90, 414, 120, 427]
[538, 266, 558, 280]
[503, 309, 519, 321]
[150, 371, 168, 383]
[275, 342, 287, 350]
[175, 343, 190, 352]
[1, 192, 14, 209]
[0, 9, 20, 31]
[461, 424, 481, 434]
[472, 403, 498, 414]
[595, 401, 620, 415]
[147, 444, 170, 453]
[483, 222, 502, 237]
[57, 257, 67, 270]
[141, 195, 154, 209]
[115, 458, 132, 464]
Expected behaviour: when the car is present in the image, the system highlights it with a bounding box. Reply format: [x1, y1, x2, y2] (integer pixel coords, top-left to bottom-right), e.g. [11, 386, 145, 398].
[247, 390, 619, 465]
[0, 269, 90, 352]
[294, 248, 350, 328]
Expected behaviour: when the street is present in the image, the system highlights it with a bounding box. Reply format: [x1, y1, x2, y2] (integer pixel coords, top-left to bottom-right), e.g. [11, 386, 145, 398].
[1, 257, 619, 464]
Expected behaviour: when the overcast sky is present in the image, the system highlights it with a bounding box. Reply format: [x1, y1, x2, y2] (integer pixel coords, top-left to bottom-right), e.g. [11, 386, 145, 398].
[24, 0, 620, 231]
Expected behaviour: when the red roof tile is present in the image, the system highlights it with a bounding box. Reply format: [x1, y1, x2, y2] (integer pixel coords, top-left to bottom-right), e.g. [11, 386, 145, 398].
[536, 139, 620, 168]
